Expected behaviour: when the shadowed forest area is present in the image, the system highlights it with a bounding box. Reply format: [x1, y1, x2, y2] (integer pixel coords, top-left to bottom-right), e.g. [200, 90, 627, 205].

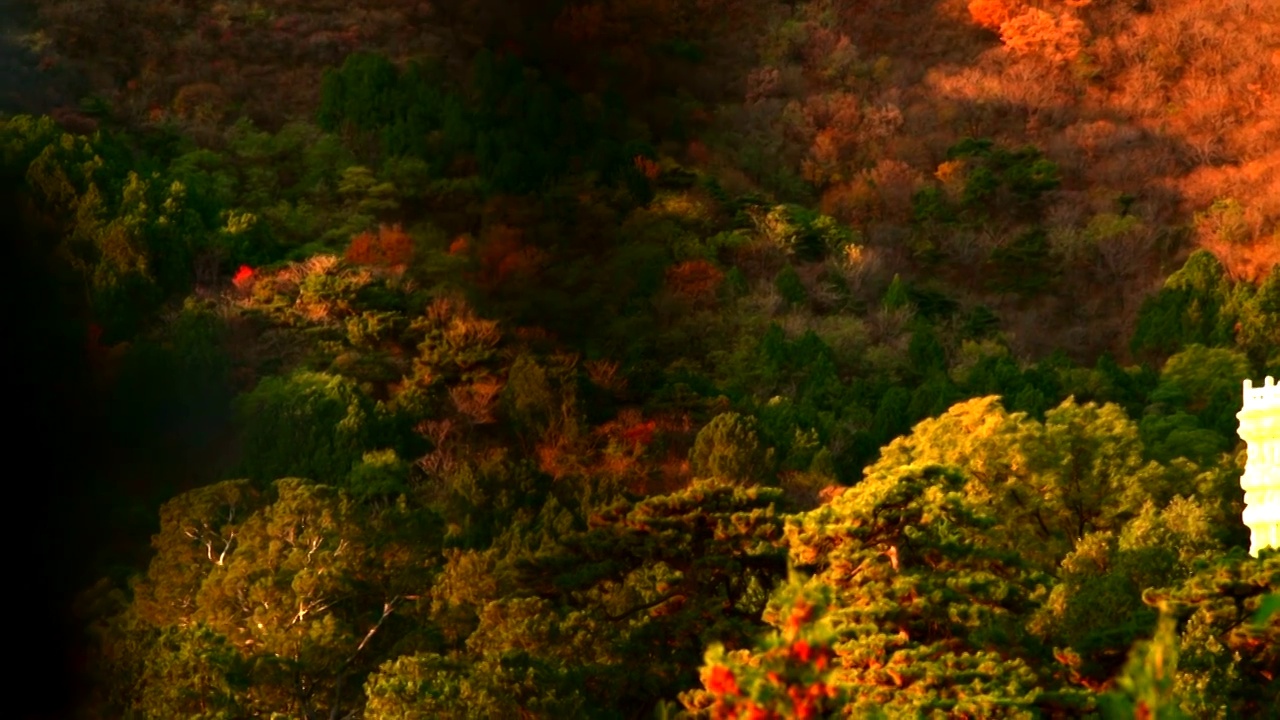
[5, 0, 1279, 718]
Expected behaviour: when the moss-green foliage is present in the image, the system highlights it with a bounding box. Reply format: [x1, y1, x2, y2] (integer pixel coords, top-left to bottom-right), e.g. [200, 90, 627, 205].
[913, 137, 1060, 225]
[93, 477, 442, 719]
[364, 650, 587, 720]
[768, 464, 1090, 717]
[756, 204, 856, 262]
[773, 264, 807, 307]
[1030, 498, 1222, 684]
[347, 449, 412, 502]
[1143, 550, 1280, 718]
[234, 371, 382, 484]
[504, 478, 788, 713]
[987, 229, 1057, 295]
[1232, 263, 1280, 373]
[690, 412, 769, 482]
[109, 297, 234, 441]
[317, 50, 647, 198]
[1131, 251, 1237, 360]
[1097, 616, 1190, 720]
[882, 273, 910, 310]
[868, 395, 1187, 571]
[906, 322, 946, 377]
[1147, 344, 1251, 440]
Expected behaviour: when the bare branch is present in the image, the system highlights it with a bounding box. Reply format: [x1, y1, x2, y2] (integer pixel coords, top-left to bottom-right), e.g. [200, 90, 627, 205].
[217, 531, 235, 565]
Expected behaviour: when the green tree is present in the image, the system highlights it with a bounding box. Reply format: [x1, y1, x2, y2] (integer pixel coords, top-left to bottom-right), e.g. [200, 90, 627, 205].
[868, 396, 1180, 570]
[234, 371, 381, 484]
[1131, 251, 1234, 359]
[364, 649, 586, 719]
[690, 412, 770, 482]
[480, 478, 790, 716]
[1231, 263, 1280, 371]
[704, 464, 1090, 718]
[1029, 497, 1222, 684]
[111, 478, 442, 718]
[1097, 616, 1190, 720]
[1142, 549, 1280, 718]
[132, 624, 250, 720]
[1147, 344, 1251, 440]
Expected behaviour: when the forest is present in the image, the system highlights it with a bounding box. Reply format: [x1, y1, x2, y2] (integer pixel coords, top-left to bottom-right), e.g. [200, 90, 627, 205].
[3, 0, 1279, 718]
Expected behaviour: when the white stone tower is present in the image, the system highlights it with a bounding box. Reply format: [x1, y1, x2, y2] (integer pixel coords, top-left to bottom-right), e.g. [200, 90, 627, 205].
[1238, 376, 1280, 556]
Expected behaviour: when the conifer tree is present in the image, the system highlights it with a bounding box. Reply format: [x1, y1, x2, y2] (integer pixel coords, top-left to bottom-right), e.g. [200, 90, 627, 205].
[688, 464, 1091, 718]
[1029, 497, 1223, 685]
[690, 412, 770, 482]
[425, 478, 791, 716]
[1142, 549, 1280, 717]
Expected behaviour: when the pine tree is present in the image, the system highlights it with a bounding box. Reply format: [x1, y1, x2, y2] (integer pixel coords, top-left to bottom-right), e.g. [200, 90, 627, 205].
[1142, 549, 1280, 717]
[427, 478, 793, 715]
[688, 464, 1091, 718]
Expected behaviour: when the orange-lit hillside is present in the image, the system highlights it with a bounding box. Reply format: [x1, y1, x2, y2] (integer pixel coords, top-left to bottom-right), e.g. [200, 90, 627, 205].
[816, 0, 1279, 278]
[654, 0, 1279, 356]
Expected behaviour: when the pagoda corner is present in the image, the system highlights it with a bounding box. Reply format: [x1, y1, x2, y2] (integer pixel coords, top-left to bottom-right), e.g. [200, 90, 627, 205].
[1238, 375, 1280, 556]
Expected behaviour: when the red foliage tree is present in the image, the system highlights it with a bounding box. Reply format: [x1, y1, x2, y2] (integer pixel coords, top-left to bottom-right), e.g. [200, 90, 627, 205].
[634, 155, 661, 181]
[86, 323, 105, 359]
[474, 224, 547, 289]
[687, 140, 712, 166]
[666, 259, 725, 308]
[448, 234, 472, 256]
[344, 224, 414, 269]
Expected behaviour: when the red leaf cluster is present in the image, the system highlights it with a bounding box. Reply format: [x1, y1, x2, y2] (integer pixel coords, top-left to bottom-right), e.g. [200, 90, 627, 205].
[86, 323, 105, 357]
[232, 265, 256, 291]
[618, 420, 658, 448]
[599, 410, 659, 450]
[448, 234, 471, 256]
[704, 596, 839, 720]
[706, 666, 740, 696]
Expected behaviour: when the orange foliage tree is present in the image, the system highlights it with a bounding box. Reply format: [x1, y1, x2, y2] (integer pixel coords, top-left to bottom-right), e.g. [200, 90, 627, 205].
[475, 224, 548, 289]
[968, 0, 1019, 31]
[666, 259, 725, 308]
[968, 0, 1089, 64]
[345, 224, 414, 269]
[999, 7, 1087, 64]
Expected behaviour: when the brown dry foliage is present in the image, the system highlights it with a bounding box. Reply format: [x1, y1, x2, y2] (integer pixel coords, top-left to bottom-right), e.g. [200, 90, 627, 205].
[172, 82, 230, 124]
